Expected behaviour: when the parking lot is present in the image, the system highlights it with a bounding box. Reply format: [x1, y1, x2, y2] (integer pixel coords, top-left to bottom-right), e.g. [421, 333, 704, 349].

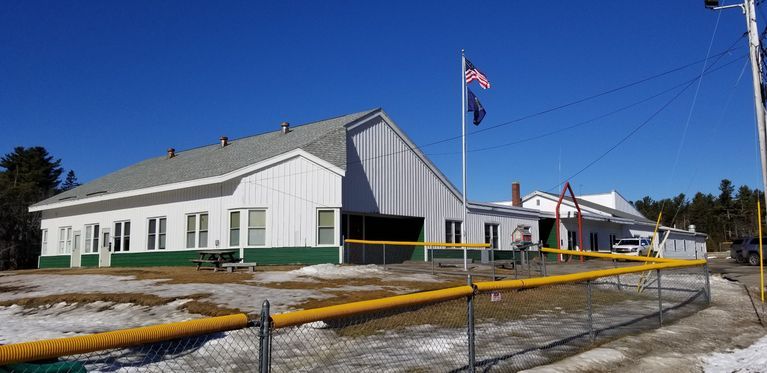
[707, 251, 766, 290]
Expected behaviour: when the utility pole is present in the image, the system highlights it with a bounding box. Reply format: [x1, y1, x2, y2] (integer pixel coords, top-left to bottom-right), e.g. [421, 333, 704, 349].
[708, 0, 767, 215]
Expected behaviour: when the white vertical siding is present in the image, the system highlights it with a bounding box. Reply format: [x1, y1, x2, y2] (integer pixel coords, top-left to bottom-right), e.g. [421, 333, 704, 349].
[40, 153, 343, 258]
[343, 117, 463, 242]
[343, 116, 541, 248]
[231, 156, 342, 247]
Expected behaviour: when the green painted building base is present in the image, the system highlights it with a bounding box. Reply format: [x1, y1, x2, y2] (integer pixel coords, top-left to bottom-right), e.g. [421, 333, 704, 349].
[244, 247, 339, 265]
[39, 247, 340, 268]
[110, 250, 241, 267]
[38, 255, 71, 269]
[81, 254, 99, 267]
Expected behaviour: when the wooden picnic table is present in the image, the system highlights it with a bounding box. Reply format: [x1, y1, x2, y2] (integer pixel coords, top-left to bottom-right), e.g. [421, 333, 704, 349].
[191, 250, 241, 271]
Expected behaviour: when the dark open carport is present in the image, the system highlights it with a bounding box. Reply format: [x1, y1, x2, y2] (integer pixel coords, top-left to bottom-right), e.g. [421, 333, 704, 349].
[341, 213, 424, 264]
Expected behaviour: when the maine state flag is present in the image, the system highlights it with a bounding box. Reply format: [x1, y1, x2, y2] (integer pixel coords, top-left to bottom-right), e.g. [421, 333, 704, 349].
[467, 88, 486, 125]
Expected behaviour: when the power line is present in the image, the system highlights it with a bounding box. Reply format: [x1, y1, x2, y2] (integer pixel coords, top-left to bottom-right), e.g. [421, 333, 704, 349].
[405, 35, 747, 151]
[426, 54, 748, 157]
[548, 33, 746, 192]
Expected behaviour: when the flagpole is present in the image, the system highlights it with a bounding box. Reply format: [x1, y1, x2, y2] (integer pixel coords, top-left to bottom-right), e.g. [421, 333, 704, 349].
[461, 49, 468, 271]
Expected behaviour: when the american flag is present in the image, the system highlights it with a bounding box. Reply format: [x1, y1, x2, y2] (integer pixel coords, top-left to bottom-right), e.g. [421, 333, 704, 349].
[465, 58, 490, 89]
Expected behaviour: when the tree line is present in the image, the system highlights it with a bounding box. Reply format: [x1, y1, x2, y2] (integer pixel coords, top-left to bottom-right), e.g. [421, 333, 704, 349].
[0, 146, 78, 270]
[633, 179, 764, 251]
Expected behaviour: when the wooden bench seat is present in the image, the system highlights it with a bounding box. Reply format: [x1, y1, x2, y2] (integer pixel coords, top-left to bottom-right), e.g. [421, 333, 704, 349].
[221, 262, 257, 273]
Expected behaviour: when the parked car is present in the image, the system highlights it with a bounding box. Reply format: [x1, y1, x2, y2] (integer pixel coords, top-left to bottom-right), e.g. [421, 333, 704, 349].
[611, 238, 652, 256]
[731, 237, 767, 266]
[730, 238, 746, 263]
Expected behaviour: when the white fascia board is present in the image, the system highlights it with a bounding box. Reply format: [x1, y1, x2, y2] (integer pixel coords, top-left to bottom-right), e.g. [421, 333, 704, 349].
[30, 149, 344, 212]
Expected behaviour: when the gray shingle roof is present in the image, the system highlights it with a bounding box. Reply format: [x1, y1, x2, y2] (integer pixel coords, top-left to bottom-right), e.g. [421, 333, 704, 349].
[34, 109, 377, 207]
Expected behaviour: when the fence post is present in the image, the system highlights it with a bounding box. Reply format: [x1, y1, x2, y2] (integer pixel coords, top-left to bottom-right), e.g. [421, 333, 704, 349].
[383, 243, 386, 270]
[491, 248, 495, 281]
[467, 274, 476, 373]
[656, 269, 663, 327]
[587, 280, 594, 342]
[431, 248, 435, 275]
[540, 250, 547, 277]
[259, 300, 272, 373]
[704, 262, 711, 305]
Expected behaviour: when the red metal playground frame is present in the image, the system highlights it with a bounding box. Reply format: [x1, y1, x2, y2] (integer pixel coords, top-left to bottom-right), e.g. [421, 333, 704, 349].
[555, 181, 584, 262]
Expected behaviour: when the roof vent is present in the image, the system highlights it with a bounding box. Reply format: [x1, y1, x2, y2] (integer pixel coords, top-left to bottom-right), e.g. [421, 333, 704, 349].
[167, 148, 176, 159]
[281, 121, 290, 134]
[220, 136, 229, 147]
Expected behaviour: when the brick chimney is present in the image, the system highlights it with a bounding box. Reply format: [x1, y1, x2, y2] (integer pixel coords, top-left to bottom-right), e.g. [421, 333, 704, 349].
[220, 136, 229, 147]
[512, 182, 521, 207]
[167, 148, 176, 159]
[280, 121, 290, 134]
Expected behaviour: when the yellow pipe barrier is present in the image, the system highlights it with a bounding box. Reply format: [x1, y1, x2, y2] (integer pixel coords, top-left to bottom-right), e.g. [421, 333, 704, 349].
[0, 313, 249, 366]
[475, 259, 705, 292]
[272, 286, 474, 328]
[344, 239, 490, 248]
[540, 247, 692, 264]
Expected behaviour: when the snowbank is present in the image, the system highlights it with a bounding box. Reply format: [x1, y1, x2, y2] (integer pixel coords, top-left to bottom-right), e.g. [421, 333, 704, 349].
[702, 334, 767, 372]
[253, 263, 440, 283]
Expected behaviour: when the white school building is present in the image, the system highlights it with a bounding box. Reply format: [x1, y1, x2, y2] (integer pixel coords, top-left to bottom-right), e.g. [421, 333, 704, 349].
[31, 109, 540, 268]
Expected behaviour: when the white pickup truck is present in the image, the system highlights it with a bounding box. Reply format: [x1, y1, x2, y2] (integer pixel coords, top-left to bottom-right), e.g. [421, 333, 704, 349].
[611, 238, 652, 256]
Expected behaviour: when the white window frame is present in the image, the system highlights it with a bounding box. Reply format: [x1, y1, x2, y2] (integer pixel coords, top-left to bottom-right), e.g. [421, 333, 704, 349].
[228, 208, 269, 247]
[484, 223, 500, 249]
[113, 221, 131, 252]
[445, 220, 463, 244]
[228, 211, 241, 247]
[41, 229, 47, 255]
[186, 212, 209, 249]
[58, 227, 72, 254]
[147, 217, 167, 250]
[317, 209, 337, 246]
[247, 209, 267, 247]
[84, 224, 100, 253]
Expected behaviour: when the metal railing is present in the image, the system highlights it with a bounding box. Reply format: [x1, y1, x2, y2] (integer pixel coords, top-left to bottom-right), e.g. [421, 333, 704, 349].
[0, 245, 710, 372]
[343, 239, 549, 280]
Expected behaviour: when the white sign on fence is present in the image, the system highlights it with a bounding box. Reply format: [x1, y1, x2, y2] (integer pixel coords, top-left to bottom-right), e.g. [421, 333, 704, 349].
[490, 291, 501, 302]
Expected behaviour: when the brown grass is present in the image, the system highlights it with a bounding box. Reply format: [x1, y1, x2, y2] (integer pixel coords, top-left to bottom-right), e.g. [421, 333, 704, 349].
[0, 284, 35, 293]
[25, 266, 296, 285]
[326, 284, 654, 338]
[0, 292, 243, 317]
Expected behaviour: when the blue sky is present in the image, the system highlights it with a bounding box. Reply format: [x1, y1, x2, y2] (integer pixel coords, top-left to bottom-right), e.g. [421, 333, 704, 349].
[1, 1, 764, 203]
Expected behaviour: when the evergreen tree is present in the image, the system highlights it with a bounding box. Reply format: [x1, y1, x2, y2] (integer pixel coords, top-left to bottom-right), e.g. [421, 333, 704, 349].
[60, 170, 80, 191]
[0, 147, 62, 270]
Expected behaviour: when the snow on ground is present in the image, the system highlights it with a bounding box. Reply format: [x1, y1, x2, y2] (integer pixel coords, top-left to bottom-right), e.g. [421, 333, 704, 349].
[701, 333, 767, 372]
[0, 274, 322, 314]
[524, 275, 767, 373]
[0, 300, 196, 345]
[0, 264, 444, 344]
[253, 263, 440, 283]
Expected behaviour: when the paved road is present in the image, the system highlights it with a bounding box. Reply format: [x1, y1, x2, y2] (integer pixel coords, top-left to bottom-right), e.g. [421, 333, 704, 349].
[707, 253, 766, 290]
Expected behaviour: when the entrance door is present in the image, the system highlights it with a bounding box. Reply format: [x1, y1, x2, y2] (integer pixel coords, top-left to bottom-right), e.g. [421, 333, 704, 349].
[99, 228, 111, 267]
[70, 231, 82, 267]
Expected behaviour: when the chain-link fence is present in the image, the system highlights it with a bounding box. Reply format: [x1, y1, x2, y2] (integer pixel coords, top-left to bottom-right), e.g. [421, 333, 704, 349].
[1, 250, 710, 373]
[343, 240, 546, 280]
[3, 326, 261, 373]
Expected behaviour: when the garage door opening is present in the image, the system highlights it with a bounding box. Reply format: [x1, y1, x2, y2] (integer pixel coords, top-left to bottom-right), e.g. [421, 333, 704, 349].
[342, 213, 424, 264]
